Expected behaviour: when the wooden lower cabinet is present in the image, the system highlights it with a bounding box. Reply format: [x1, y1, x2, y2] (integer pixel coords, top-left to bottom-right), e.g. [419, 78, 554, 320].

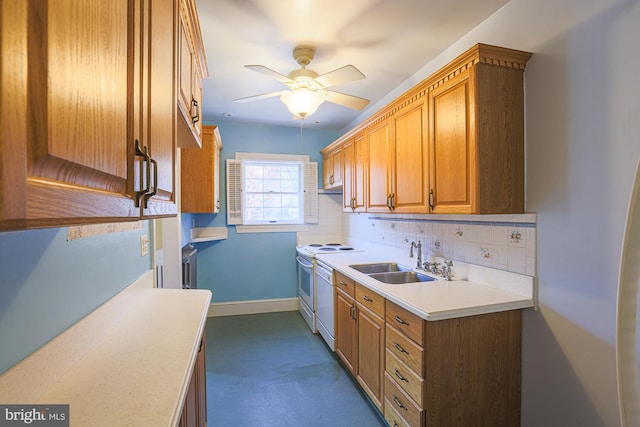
[335, 288, 357, 376]
[356, 304, 385, 410]
[384, 300, 522, 426]
[336, 282, 523, 426]
[179, 332, 207, 427]
[335, 282, 386, 411]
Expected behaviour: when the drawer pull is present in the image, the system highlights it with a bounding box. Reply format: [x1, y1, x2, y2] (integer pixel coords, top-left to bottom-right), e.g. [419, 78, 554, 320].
[394, 369, 409, 383]
[394, 342, 409, 355]
[393, 395, 408, 411]
[394, 315, 409, 326]
[362, 295, 372, 302]
[339, 280, 347, 286]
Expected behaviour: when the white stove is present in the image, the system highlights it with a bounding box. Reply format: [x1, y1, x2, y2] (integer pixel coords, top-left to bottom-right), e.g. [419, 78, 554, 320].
[295, 242, 362, 350]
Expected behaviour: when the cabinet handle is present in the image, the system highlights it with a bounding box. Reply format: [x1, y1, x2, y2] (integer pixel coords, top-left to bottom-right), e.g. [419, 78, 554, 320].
[142, 157, 158, 208]
[394, 342, 409, 355]
[134, 139, 151, 207]
[393, 395, 408, 411]
[349, 305, 355, 320]
[386, 194, 392, 210]
[394, 315, 409, 326]
[362, 295, 372, 302]
[394, 369, 409, 383]
[429, 189, 434, 211]
[339, 280, 347, 287]
[191, 97, 200, 124]
[390, 193, 395, 211]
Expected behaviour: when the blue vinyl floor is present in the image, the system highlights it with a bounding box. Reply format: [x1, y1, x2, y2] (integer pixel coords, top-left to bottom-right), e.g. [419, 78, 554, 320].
[205, 311, 387, 427]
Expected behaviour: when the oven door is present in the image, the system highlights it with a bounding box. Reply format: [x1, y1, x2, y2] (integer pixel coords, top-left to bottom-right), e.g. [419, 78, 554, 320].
[296, 255, 314, 308]
[296, 254, 315, 331]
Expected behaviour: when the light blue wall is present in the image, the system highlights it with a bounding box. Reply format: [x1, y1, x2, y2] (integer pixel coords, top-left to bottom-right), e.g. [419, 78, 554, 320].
[0, 223, 152, 375]
[186, 122, 339, 302]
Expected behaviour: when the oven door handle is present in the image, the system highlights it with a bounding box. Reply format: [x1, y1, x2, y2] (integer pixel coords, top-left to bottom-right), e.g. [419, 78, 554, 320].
[296, 256, 314, 270]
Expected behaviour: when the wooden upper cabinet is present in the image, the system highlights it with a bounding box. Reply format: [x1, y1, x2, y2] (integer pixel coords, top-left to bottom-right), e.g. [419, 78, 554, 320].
[0, 0, 180, 231]
[177, 0, 208, 149]
[181, 126, 223, 213]
[428, 45, 531, 214]
[429, 69, 473, 214]
[390, 100, 430, 213]
[144, 0, 178, 217]
[366, 118, 392, 212]
[322, 147, 343, 189]
[342, 132, 367, 212]
[319, 43, 531, 216]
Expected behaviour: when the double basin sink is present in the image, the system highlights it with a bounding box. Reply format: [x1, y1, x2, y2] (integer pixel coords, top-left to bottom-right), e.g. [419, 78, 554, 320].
[349, 262, 437, 284]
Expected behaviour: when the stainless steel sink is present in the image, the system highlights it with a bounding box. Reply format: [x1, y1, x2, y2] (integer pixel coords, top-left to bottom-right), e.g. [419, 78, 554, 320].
[368, 271, 437, 284]
[349, 263, 412, 274]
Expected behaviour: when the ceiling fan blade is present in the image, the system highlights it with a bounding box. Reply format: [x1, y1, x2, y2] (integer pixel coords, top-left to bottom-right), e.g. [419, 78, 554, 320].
[315, 65, 365, 88]
[325, 90, 370, 110]
[244, 65, 293, 84]
[234, 91, 285, 103]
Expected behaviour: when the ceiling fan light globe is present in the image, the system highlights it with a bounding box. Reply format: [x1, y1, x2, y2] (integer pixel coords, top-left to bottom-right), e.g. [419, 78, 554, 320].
[281, 89, 326, 119]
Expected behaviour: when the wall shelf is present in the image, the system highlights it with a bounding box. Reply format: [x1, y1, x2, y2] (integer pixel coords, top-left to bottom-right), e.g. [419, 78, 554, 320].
[190, 227, 228, 243]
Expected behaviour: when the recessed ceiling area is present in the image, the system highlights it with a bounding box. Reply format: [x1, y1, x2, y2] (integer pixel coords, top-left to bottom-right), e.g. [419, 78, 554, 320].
[196, 0, 509, 129]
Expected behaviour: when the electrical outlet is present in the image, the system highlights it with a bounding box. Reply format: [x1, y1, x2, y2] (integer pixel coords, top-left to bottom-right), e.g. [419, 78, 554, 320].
[140, 234, 149, 256]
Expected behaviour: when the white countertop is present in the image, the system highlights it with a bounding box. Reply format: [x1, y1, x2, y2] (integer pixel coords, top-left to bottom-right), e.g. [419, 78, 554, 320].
[0, 270, 211, 427]
[316, 250, 535, 321]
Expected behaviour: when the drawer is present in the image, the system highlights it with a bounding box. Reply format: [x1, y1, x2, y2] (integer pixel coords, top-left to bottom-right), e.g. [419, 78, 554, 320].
[355, 283, 385, 318]
[386, 300, 424, 344]
[386, 349, 425, 407]
[335, 271, 355, 297]
[386, 324, 424, 377]
[384, 399, 410, 427]
[384, 371, 423, 427]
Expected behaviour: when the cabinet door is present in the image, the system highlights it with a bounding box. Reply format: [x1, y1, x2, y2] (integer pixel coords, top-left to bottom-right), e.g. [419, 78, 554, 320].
[1, 0, 139, 230]
[352, 132, 367, 212]
[392, 101, 429, 213]
[428, 69, 474, 214]
[366, 119, 392, 212]
[342, 140, 354, 210]
[357, 304, 385, 410]
[332, 149, 343, 188]
[178, 6, 194, 134]
[335, 288, 357, 376]
[323, 152, 334, 189]
[144, 0, 177, 217]
[181, 126, 222, 213]
[195, 333, 207, 427]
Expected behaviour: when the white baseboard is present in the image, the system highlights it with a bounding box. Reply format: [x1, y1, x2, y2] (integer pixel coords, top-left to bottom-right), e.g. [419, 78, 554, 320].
[208, 297, 299, 317]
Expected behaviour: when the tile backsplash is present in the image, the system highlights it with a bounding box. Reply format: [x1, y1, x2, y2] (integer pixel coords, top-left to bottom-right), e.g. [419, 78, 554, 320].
[300, 193, 537, 277]
[343, 213, 537, 276]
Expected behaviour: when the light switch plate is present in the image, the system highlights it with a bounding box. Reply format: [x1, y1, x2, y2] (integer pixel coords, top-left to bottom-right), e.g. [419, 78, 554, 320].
[140, 234, 149, 256]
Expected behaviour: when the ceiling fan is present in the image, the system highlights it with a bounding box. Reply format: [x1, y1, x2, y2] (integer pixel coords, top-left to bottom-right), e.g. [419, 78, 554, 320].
[234, 45, 370, 119]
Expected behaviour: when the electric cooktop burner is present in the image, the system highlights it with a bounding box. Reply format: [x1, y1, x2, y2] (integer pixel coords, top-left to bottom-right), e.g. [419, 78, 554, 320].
[297, 242, 360, 256]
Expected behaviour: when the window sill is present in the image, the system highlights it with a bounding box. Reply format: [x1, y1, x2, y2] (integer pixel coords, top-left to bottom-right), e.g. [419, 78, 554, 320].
[235, 224, 310, 234]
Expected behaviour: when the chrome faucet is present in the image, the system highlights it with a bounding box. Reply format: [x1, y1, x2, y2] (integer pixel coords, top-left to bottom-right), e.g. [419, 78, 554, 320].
[410, 241, 422, 269]
[442, 259, 454, 281]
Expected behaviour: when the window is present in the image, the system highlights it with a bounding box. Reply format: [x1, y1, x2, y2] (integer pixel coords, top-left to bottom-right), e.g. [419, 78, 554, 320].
[227, 153, 318, 231]
[242, 160, 303, 225]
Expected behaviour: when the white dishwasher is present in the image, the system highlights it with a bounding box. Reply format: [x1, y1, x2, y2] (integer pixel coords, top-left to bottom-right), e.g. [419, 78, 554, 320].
[315, 260, 335, 351]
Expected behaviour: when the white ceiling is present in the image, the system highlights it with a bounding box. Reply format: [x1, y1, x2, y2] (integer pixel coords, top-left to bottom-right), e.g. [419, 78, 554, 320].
[196, 0, 509, 130]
